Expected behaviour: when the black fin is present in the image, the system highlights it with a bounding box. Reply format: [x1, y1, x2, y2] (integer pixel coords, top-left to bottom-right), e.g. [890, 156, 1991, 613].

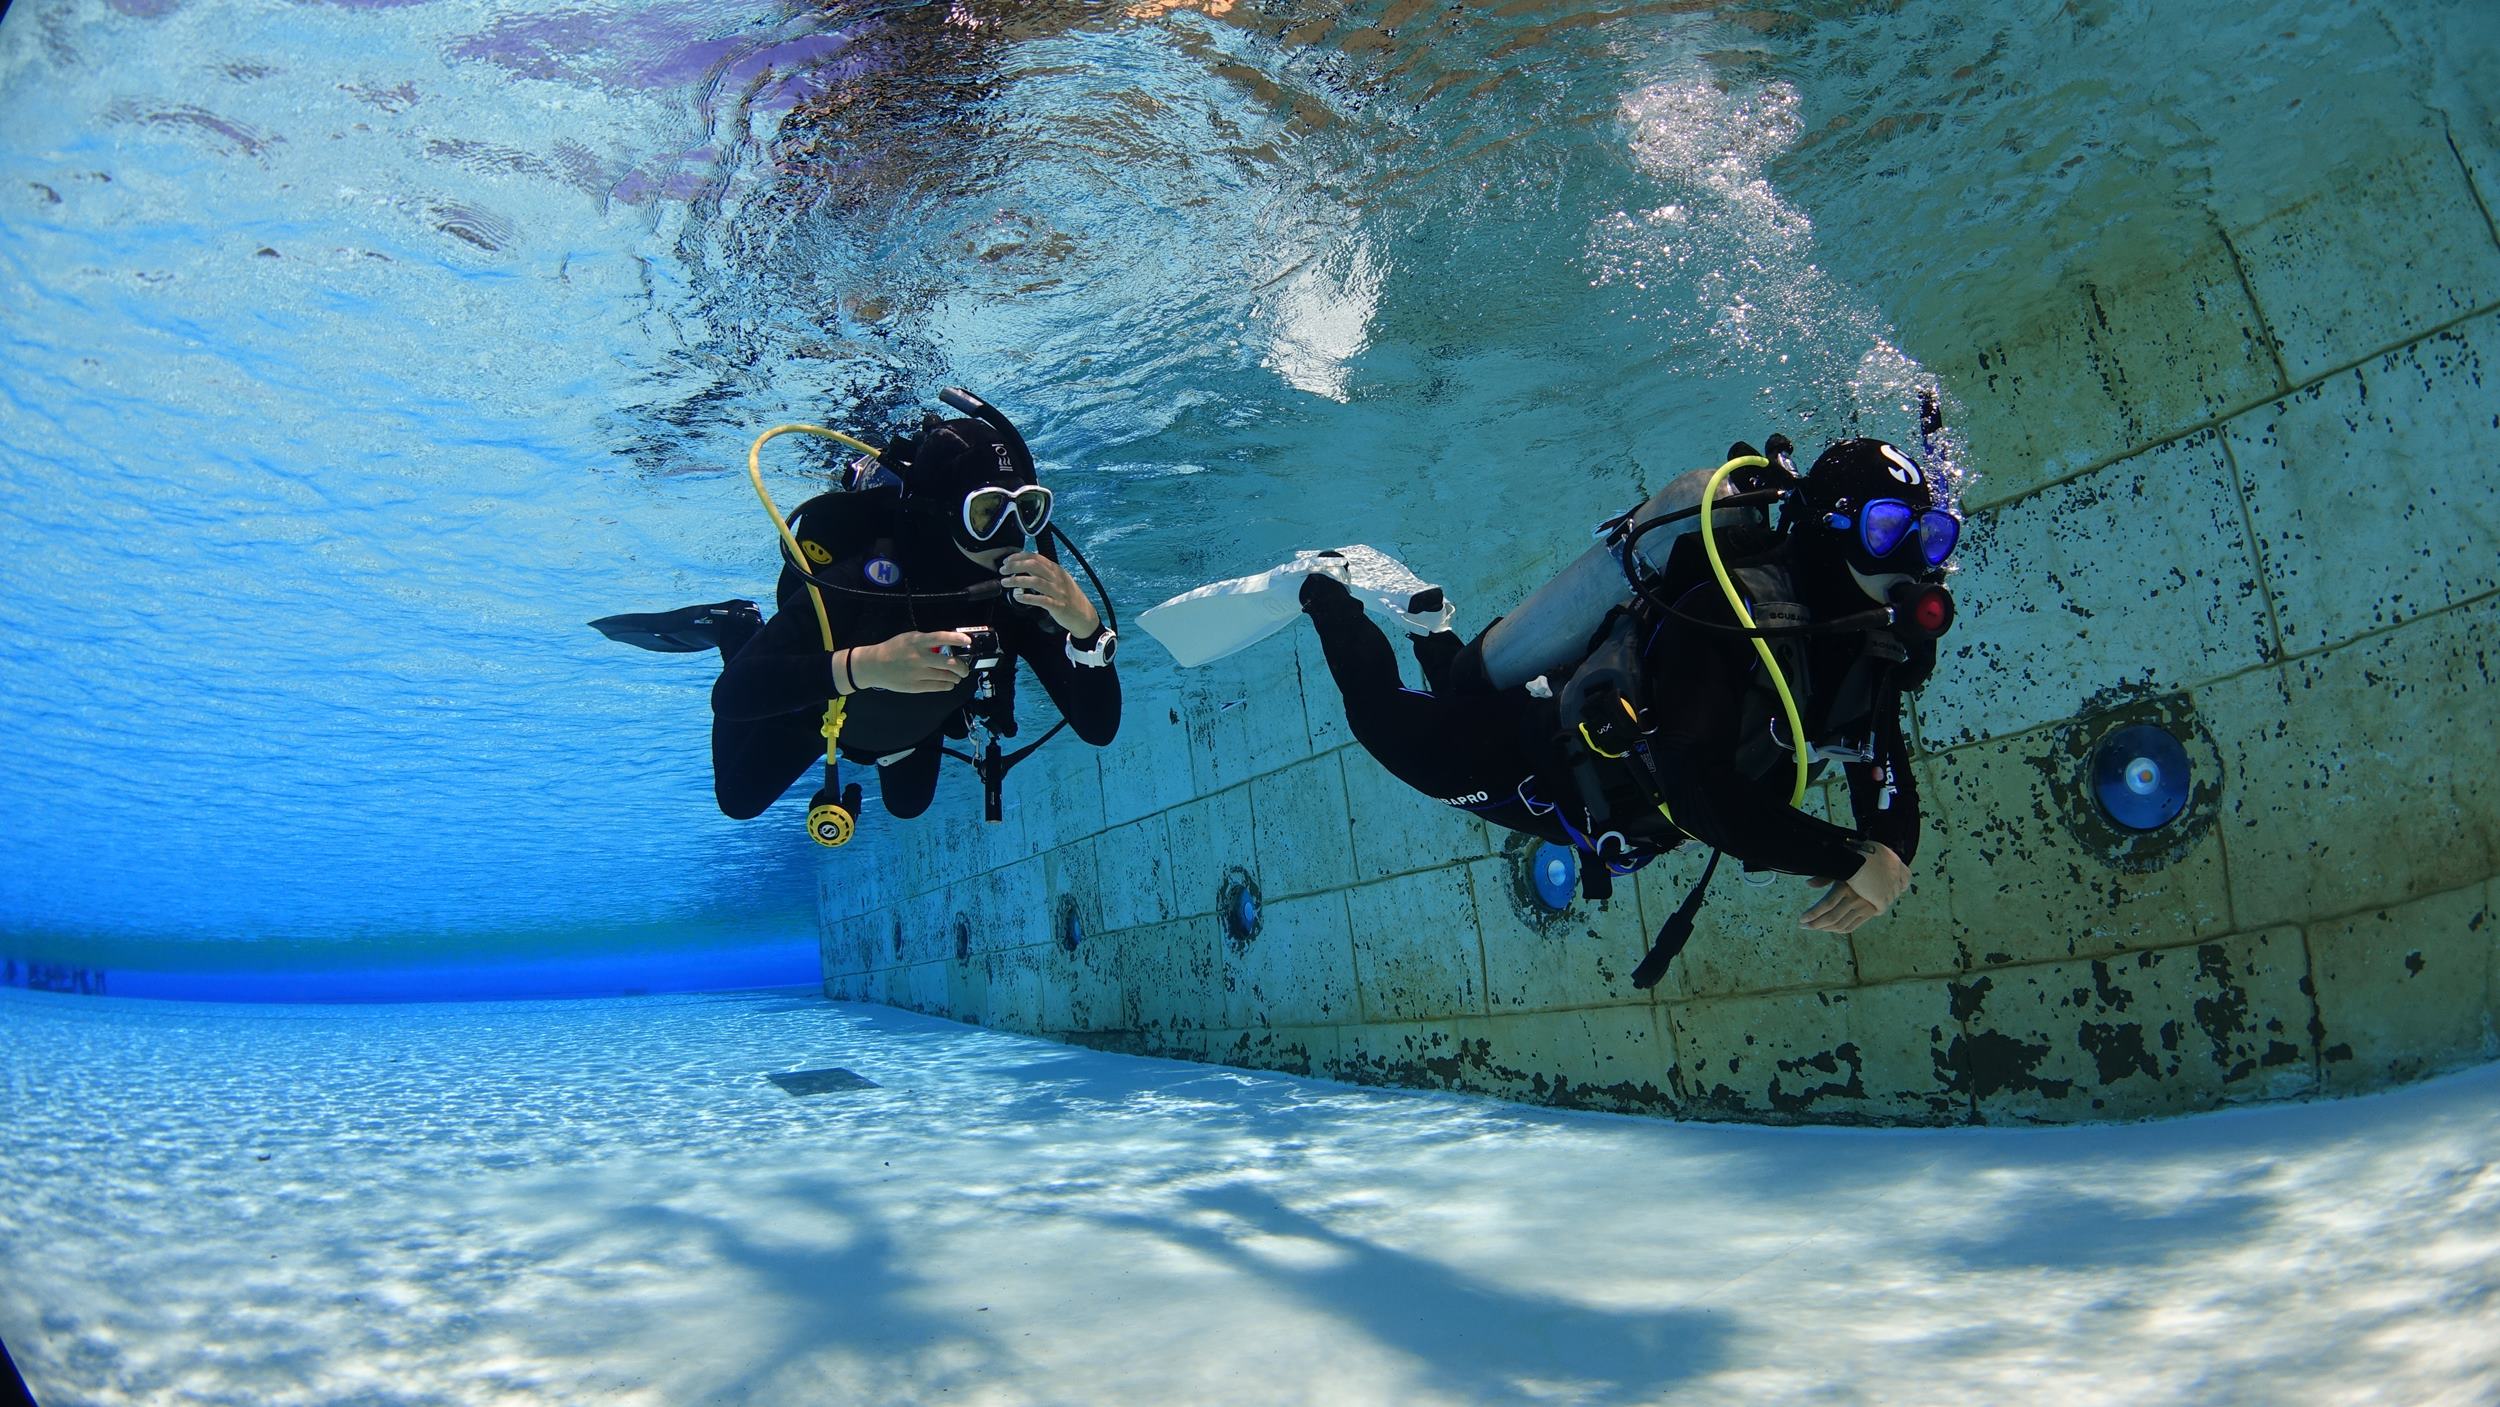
[1298, 571, 1355, 611]
[589, 600, 758, 653]
[2, 1330, 30, 1407]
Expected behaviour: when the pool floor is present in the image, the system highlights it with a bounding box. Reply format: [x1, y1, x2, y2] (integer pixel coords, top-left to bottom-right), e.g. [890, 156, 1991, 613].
[2, 990, 2494, 1405]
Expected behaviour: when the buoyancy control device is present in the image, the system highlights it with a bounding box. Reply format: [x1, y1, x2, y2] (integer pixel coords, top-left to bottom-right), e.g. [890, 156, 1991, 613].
[1543, 432, 1955, 987]
[745, 388, 1119, 846]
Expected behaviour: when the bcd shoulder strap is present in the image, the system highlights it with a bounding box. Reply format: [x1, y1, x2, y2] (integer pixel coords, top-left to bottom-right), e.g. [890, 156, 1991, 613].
[777, 490, 894, 609]
[1728, 564, 1813, 780]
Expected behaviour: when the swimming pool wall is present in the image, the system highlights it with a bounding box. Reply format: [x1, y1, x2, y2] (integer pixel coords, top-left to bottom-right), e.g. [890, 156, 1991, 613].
[817, 74, 2500, 1126]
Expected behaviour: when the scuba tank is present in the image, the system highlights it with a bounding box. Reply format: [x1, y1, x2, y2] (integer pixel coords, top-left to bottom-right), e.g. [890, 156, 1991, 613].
[1457, 441, 1800, 694]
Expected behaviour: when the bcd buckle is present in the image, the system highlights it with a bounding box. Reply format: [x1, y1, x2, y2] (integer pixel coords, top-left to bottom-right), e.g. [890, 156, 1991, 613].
[1575, 688, 1645, 759]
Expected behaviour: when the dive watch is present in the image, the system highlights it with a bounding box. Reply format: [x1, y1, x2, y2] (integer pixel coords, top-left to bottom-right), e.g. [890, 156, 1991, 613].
[1066, 624, 1117, 668]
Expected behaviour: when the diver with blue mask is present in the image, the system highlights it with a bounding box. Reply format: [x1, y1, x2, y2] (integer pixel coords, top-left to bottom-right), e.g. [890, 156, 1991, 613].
[1169, 434, 1959, 987]
[1607, 436, 1958, 958]
[593, 390, 1120, 840]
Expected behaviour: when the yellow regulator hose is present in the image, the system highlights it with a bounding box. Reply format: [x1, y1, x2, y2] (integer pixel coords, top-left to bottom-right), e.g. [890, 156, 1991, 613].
[1696, 453, 1812, 808]
[746, 423, 886, 794]
[747, 423, 882, 652]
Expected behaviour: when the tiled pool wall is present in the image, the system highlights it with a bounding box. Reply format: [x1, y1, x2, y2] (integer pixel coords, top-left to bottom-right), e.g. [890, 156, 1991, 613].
[819, 119, 2500, 1126]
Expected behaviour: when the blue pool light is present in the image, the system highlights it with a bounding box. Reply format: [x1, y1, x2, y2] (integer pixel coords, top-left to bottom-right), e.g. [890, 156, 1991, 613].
[1219, 870, 1263, 942]
[2092, 723, 2191, 831]
[1530, 842, 1577, 911]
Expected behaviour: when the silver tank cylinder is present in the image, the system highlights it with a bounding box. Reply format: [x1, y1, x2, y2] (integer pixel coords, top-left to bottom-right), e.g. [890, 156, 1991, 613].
[1472, 464, 1732, 691]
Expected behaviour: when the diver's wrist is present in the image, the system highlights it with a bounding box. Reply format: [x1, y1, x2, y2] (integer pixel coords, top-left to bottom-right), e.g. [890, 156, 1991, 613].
[1065, 624, 1117, 668]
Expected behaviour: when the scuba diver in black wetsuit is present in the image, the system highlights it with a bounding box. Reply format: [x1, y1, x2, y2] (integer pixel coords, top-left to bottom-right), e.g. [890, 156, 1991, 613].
[594, 390, 1121, 845]
[1288, 434, 1960, 986]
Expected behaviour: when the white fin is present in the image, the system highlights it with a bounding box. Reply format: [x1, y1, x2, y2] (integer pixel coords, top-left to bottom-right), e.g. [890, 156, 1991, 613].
[1140, 546, 1452, 667]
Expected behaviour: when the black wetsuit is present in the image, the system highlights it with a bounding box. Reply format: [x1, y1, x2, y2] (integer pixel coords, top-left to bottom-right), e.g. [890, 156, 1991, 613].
[708, 492, 1120, 820]
[1304, 584, 1587, 850]
[1639, 581, 1925, 875]
[1304, 576, 1922, 879]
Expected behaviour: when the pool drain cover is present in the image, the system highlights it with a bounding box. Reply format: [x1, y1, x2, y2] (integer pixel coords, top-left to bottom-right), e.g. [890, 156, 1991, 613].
[767, 1067, 880, 1096]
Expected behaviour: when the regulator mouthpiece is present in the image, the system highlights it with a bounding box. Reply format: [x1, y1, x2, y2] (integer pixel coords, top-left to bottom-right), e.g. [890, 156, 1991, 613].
[1891, 581, 1956, 640]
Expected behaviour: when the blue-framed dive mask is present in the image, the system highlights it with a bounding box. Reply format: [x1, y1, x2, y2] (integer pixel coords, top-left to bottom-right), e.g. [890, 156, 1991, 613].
[1829, 498, 1961, 568]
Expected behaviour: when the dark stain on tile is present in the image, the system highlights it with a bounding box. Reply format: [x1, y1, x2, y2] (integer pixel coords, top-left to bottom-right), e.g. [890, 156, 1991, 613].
[1765, 1042, 1866, 1115]
[1948, 976, 1990, 1021]
[2080, 1021, 2156, 1084]
[1329, 1031, 1677, 1117]
[1943, 1028, 2068, 1103]
[2190, 942, 2255, 1078]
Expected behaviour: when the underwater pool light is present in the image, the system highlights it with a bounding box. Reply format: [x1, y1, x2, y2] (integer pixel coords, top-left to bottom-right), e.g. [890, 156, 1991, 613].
[2092, 723, 2191, 831]
[1529, 842, 1577, 911]
[1225, 864, 1270, 939]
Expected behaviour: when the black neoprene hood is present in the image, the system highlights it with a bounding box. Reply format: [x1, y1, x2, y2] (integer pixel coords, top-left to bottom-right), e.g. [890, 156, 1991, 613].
[895, 416, 1032, 502]
[885, 414, 1035, 551]
[1785, 438, 1939, 576]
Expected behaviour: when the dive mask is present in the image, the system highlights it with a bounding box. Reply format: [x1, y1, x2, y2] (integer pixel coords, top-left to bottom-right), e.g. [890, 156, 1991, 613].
[963, 484, 1054, 544]
[1829, 498, 1960, 569]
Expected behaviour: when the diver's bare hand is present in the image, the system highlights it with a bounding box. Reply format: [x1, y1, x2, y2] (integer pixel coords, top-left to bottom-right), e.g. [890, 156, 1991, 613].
[843, 632, 973, 694]
[1801, 842, 1910, 934]
[999, 552, 1099, 636]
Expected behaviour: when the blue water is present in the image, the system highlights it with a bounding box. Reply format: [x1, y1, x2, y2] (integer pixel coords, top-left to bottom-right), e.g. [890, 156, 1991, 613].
[0, 0, 2482, 998]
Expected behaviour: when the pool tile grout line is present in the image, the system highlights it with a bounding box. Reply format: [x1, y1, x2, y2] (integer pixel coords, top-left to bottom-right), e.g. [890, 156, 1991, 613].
[2216, 220, 2295, 397]
[2444, 120, 2500, 253]
[841, 874, 2498, 1033]
[1962, 295, 2497, 512]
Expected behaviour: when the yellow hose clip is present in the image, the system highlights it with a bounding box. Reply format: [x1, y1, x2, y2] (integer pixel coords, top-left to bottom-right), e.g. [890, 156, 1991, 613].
[807, 695, 860, 849]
